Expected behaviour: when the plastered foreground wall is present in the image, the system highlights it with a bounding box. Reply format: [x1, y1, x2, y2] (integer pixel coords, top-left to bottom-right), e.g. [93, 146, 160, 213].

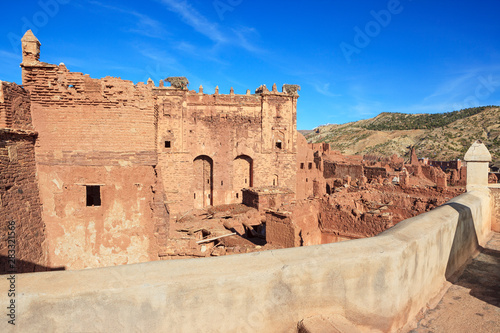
[0, 190, 492, 332]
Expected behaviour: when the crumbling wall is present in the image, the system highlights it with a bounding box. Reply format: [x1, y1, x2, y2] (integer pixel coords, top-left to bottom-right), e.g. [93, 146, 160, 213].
[364, 166, 388, 180]
[289, 200, 322, 246]
[156, 85, 298, 217]
[317, 186, 460, 239]
[429, 160, 462, 171]
[0, 81, 33, 130]
[265, 211, 299, 248]
[21, 43, 164, 269]
[296, 133, 322, 200]
[0, 82, 46, 273]
[36, 164, 160, 269]
[242, 187, 295, 212]
[323, 161, 364, 179]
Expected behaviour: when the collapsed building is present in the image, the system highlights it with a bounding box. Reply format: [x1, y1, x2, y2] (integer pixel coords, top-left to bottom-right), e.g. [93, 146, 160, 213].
[265, 139, 466, 247]
[1, 30, 301, 270]
[0, 30, 476, 272]
[2, 32, 499, 333]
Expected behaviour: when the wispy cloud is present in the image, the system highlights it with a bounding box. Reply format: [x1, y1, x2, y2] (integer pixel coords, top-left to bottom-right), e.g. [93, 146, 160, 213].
[312, 82, 341, 98]
[424, 65, 500, 103]
[158, 0, 226, 43]
[0, 50, 21, 60]
[230, 27, 264, 54]
[424, 72, 477, 102]
[157, 0, 264, 55]
[89, 1, 167, 39]
[136, 45, 180, 69]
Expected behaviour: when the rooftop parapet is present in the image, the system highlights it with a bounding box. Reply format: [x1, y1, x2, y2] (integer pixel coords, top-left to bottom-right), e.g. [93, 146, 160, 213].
[255, 83, 301, 96]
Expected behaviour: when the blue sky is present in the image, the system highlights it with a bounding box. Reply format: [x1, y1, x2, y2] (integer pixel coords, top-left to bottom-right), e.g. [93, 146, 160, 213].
[1, 0, 499, 129]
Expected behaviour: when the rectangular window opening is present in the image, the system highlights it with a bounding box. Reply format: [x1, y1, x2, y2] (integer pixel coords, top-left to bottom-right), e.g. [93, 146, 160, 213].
[276, 141, 282, 149]
[300, 163, 304, 169]
[308, 163, 313, 170]
[165, 141, 171, 148]
[86, 185, 101, 207]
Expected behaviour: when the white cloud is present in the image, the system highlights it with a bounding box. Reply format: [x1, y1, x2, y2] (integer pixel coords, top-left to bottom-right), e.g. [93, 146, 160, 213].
[312, 82, 341, 98]
[89, 1, 167, 39]
[158, 0, 226, 43]
[0, 50, 21, 60]
[157, 0, 264, 55]
[424, 65, 500, 103]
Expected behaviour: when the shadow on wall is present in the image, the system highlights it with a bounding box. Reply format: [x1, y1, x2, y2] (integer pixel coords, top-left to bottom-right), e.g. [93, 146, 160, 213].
[444, 202, 479, 281]
[0, 256, 65, 275]
[444, 202, 500, 308]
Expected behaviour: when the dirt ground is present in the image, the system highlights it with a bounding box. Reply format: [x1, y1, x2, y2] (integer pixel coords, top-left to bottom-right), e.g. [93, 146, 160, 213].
[409, 232, 500, 333]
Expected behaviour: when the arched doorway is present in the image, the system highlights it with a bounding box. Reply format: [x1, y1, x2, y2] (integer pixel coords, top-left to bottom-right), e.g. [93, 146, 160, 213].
[233, 155, 253, 202]
[193, 155, 213, 208]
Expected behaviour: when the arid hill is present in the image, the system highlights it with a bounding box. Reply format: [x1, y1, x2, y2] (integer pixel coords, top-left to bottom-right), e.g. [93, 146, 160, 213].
[305, 106, 500, 165]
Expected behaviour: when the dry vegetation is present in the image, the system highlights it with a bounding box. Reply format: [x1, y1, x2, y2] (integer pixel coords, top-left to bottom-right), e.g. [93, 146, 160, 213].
[306, 106, 500, 164]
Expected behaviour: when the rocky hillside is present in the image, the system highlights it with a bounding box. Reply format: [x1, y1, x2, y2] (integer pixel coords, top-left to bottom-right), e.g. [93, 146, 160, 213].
[305, 106, 500, 164]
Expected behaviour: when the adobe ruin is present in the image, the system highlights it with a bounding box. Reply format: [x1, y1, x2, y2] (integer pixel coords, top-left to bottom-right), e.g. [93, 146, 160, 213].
[0, 30, 483, 272]
[2, 30, 301, 270]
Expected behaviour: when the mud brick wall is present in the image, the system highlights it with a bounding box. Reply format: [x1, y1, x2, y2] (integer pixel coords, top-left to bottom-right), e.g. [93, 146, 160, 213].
[242, 188, 295, 212]
[323, 161, 364, 179]
[21, 62, 164, 269]
[36, 164, 161, 269]
[296, 133, 322, 200]
[458, 166, 467, 186]
[0, 131, 46, 273]
[156, 87, 298, 217]
[289, 200, 322, 246]
[0, 81, 46, 273]
[323, 160, 336, 179]
[429, 160, 461, 171]
[0, 82, 33, 130]
[19, 34, 299, 267]
[0, 82, 46, 273]
[242, 189, 260, 209]
[22, 64, 156, 156]
[421, 165, 434, 182]
[363, 166, 387, 180]
[335, 164, 364, 179]
[405, 165, 419, 177]
[265, 211, 299, 248]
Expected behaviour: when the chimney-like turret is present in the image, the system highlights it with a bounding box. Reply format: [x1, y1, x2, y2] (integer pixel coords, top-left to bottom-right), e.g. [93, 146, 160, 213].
[21, 30, 40, 65]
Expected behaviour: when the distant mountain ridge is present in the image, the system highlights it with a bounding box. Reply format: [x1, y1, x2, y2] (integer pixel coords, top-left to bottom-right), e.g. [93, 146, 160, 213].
[305, 106, 500, 165]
